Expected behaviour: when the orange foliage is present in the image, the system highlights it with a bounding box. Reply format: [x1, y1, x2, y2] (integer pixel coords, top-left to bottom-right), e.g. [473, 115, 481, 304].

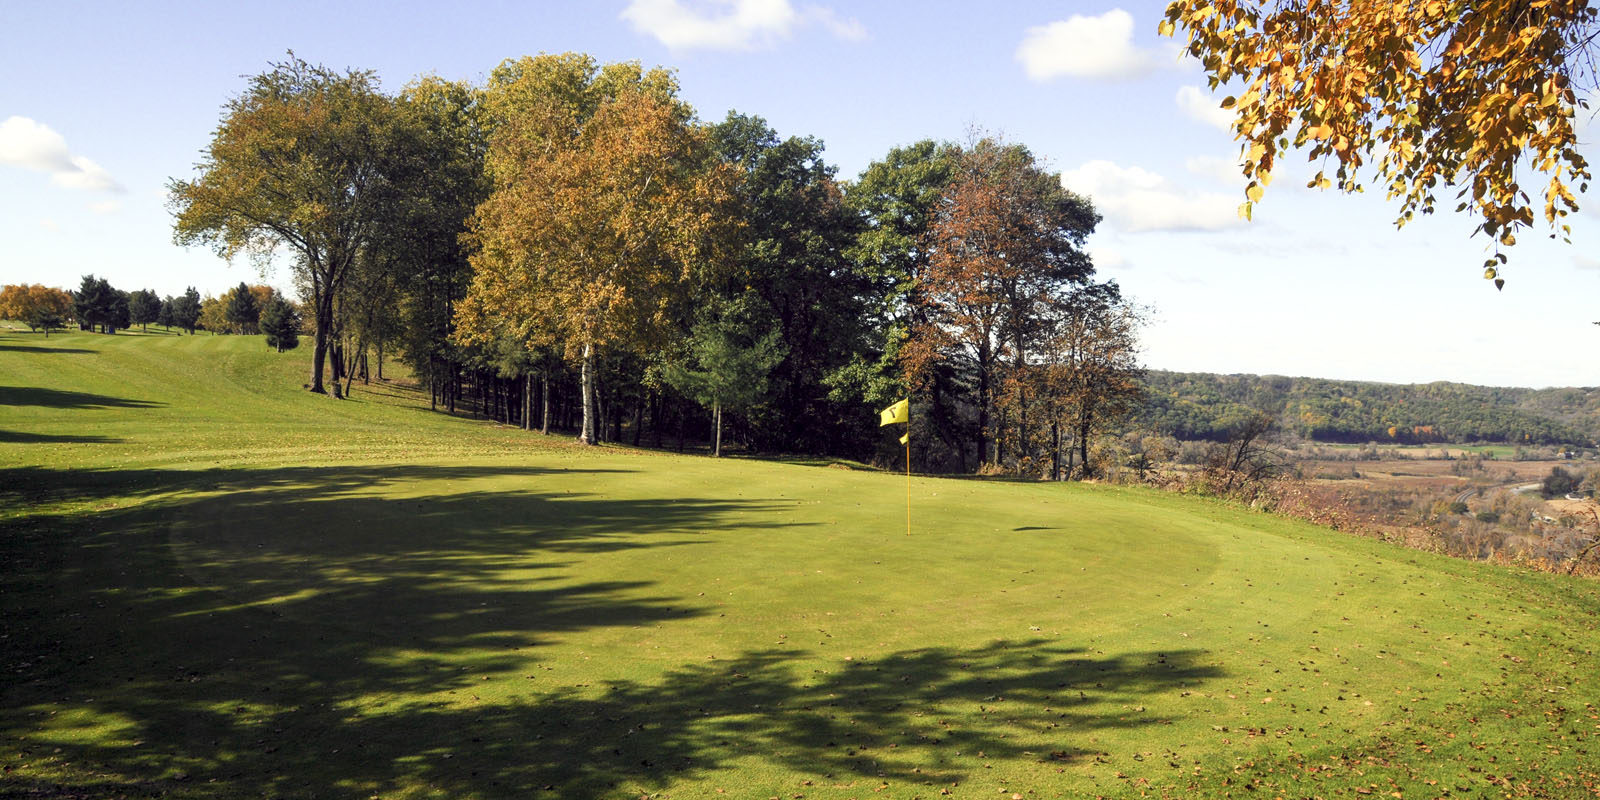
[1161, 0, 1596, 281]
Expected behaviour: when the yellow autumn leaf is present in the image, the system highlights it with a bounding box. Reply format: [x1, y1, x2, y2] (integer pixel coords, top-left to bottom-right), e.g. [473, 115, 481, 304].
[1166, 0, 1591, 275]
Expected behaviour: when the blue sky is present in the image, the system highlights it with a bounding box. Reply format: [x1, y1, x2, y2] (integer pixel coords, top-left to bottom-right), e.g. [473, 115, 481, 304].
[2, 0, 1597, 387]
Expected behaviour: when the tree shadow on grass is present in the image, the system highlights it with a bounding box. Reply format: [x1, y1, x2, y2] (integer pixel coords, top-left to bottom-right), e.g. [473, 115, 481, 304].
[0, 462, 632, 512]
[0, 461, 1225, 798]
[0, 430, 123, 444]
[0, 386, 164, 409]
[0, 343, 96, 354]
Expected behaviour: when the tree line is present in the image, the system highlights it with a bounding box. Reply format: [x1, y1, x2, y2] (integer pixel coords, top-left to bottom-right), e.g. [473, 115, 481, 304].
[157, 52, 1144, 474]
[1137, 371, 1597, 446]
[1, 278, 301, 349]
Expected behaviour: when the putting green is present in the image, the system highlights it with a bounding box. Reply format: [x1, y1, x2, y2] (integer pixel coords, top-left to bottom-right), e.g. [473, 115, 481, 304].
[3, 328, 1598, 798]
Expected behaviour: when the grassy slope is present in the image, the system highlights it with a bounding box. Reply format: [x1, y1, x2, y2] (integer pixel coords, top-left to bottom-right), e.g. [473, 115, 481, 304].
[3, 328, 1599, 799]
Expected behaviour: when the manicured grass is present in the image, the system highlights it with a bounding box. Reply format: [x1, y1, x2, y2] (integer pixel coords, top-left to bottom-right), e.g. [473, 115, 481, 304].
[4, 328, 1599, 799]
[1320, 442, 1522, 459]
[1452, 443, 1520, 458]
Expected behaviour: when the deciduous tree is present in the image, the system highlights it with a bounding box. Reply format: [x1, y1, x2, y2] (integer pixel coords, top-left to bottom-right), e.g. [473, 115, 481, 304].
[360, 76, 489, 408]
[1038, 282, 1145, 480]
[460, 55, 736, 445]
[1204, 410, 1284, 496]
[838, 142, 964, 465]
[0, 284, 74, 336]
[171, 53, 398, 391]
[903, 139, 1099, 469]
[664, 295, 785, 457]
[198, 295, 228, 334]
[708, 112, 868, 455]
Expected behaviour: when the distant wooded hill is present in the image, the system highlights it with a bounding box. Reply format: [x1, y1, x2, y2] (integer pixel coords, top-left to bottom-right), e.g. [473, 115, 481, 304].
[1136, 371, 1600, 445]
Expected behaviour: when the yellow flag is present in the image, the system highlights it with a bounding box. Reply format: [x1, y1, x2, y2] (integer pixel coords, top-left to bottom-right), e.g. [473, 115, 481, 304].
[879, 398, 908, 426]
[899, 432, 909, 445]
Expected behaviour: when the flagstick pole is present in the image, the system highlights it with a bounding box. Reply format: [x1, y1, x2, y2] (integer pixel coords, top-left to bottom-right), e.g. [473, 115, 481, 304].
[905, 432, 911, 536]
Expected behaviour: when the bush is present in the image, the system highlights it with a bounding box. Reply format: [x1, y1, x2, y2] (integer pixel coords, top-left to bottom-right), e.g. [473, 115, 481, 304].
[1541, 466, 1579, 499]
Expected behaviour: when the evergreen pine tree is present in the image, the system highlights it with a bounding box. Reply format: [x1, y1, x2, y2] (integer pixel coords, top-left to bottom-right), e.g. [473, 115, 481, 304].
[260, 294, 300, 352]
[225, 282, 261, 334]
[173, 287, 202, 334]
[73, 275, 122, 333]
[128, 289, 161, 331]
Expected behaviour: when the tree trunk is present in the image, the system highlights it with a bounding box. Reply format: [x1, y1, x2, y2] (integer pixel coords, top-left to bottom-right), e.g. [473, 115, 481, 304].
[376, 341, 384, 381]
[1016, 388, 1028, 473]
[540, 375, 550, 435]
[713, 401, 723, 458]
[651, 392, 664, 448]
[522, 374, 532, 430]
[632, 402, 643, 446]
[1051, 422, 1061, 481]
[1077, 411, 1093, 480]
[976, 349, 991, 470]
[579, 341, 597, 445]
[997, 408, 1008, 470]
[310, 302, 330, 394]
[1015, 331, 1028, 471]
[342, 339, 361, 399]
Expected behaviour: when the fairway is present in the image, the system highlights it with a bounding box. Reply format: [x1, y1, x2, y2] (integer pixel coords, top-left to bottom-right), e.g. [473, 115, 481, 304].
[4, 330, 1600, 799]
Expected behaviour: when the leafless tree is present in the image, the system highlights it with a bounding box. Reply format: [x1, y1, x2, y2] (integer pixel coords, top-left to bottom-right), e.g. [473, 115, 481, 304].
[1205, 411, 1283, 496]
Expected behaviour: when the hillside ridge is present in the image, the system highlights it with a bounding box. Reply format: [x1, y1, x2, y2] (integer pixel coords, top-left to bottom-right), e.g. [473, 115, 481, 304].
[1138, 369, 1600, 445]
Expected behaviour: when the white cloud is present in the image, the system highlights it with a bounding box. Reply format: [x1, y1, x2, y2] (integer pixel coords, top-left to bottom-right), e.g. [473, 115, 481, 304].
[38, 218, 59, 232]
[1175, 85, 1234, 130]
[1016, 9, 1158, 81]
[620, 0, 864, 51]
[804, 4, 866, 41]
[0, 116, 123, 192]
[55, 156, 120, 192]
[1062, 159, 1241, 233]
[1184, 154, 1243, 186]
[1090, 246, 1130, 271]
[0, 117, 74, 172]
[89, 199, 123, 215]
[1575, 254, 1600, 271]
